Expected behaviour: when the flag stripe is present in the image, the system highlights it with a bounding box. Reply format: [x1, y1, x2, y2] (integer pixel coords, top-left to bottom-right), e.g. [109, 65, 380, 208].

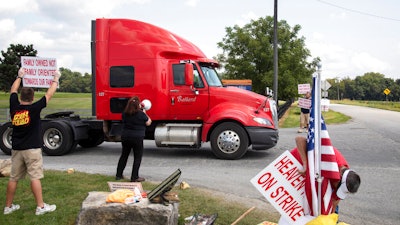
[305, 77, 341, 216]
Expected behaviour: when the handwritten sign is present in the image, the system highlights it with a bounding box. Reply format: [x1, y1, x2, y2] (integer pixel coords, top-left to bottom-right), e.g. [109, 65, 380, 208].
[21, 56, 57, 88]
[251, 151, 306, 225]
[298, 97, 311, 109]
[298, 84, 310, 94]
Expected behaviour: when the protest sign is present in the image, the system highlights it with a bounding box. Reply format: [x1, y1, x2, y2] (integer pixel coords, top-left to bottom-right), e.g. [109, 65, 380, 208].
[297, 84, 310, 94]
[250, 151, 306, 225]
[21, 56, 57, 88]
[298, 97, 311, 109]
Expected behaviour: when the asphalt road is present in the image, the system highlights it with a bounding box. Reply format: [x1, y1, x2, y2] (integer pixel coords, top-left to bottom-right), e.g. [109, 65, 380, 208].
[1, 103, 399, 224]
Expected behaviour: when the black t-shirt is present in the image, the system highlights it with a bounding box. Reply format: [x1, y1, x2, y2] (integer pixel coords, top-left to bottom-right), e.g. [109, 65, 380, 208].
[10, 93, 46, 150]
[301, 107, 310, 114]
[121, 111, 148, 138]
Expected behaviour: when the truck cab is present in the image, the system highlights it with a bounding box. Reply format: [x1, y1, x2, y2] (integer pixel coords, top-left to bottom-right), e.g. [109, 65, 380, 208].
[93, 18, 279, 159]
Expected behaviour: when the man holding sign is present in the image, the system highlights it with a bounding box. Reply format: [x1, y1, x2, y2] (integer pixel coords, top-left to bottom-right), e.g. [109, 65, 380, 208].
[297, 91, 311, 133]
[4, 66, 60, 216]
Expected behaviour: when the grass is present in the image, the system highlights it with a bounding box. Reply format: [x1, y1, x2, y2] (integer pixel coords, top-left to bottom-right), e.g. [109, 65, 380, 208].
[0, 92, 93, 122]
[0, 170, 275, 225]
[332, 99, 400, 112]
[279, 101, 351, 128]
[0, 92, 91, 109]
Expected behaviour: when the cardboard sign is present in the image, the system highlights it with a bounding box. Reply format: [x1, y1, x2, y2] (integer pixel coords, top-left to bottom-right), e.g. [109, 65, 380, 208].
[298, 97, 311, 109]
[251, 151, 306, 225]
[298, 84, 310, 94]
[21, 56, 57, 88]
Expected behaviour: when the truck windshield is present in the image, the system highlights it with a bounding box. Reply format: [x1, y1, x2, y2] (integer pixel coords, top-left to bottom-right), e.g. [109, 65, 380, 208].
[200, 64, 223, 87]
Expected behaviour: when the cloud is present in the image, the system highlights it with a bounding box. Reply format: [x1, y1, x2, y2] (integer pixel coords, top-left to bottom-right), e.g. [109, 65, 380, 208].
[236, 11, 258, 27]
[329, 12, 347, 20]
[307, 37, 392, 78]
[12, 29, 55, 50]
[185, 0, 200, 7]
[351, 52, 390, 73]
[0, 19, 16, 41]
[34, 0, 149, 26]
[0, 0, 39, 15]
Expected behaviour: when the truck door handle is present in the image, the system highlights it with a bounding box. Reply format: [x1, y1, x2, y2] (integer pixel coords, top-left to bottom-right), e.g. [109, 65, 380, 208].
[170, 89, 179, 92]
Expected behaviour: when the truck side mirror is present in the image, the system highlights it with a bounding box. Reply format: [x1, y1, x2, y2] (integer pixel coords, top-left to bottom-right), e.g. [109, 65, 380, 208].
[184, 63, 194, 86]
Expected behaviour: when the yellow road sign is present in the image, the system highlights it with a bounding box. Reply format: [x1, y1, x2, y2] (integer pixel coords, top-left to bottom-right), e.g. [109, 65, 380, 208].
[384, 88, 390, 95]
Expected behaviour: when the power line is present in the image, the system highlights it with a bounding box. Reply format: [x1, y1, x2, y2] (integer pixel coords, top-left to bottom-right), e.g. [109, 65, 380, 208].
[317, 0, 400, 22]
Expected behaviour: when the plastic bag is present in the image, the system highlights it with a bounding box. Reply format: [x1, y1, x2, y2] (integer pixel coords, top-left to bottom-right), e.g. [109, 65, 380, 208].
[306, 213, 338, 225]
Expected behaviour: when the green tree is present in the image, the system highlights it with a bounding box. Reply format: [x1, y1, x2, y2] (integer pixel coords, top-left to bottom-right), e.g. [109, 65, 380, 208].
[59, 67, 91, 93]
[353, 73, 387, 100]
[216, 16, 318, 100]
[390, 79, 400, 101]
[331, 73, 400, 101]
[0, 44, 37, 91]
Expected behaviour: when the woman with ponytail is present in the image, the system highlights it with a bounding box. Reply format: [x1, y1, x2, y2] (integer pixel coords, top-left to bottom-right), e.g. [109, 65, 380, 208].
[116, 96, 151, 182]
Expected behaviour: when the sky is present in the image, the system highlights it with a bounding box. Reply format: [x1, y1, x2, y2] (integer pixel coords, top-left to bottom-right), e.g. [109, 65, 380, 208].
[0, 0, 399, 80]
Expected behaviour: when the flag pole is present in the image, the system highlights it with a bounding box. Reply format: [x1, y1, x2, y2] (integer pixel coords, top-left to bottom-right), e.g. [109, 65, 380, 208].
[315, 63, 323, 215]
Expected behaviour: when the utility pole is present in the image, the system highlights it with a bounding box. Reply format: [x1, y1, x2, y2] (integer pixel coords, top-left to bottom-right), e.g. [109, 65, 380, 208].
[273, 0, 278, 104]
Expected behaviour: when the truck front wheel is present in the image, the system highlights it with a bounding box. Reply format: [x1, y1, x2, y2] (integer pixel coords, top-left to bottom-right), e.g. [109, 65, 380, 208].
[210, 122, 249, 160]
[42, 121, 74, 156]
[0, 122, 12, 155]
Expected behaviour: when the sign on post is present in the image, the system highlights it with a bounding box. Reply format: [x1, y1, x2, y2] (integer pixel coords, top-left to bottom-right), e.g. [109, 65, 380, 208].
[321, 80, 331, 91]
[321, 98, 330, 112]
[251, 151, 306, 224]
[21, 56, 57, 88]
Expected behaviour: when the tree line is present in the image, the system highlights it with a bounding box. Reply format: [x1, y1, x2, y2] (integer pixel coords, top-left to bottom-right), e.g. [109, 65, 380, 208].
[0, 44, 91, 93]
[326, 73, 400, 101]
[1, 15, 399, 101]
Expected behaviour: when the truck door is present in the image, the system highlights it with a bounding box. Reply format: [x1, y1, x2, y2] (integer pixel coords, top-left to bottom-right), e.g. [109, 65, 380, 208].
[169, 63, 209, 120]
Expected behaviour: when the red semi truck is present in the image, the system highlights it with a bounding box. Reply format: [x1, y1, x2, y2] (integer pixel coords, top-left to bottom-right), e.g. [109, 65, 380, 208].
[0, 18, 278, 160]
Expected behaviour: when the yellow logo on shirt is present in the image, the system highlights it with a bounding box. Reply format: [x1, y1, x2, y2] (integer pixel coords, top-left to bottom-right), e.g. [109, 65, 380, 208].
[12, 110, 30, 126]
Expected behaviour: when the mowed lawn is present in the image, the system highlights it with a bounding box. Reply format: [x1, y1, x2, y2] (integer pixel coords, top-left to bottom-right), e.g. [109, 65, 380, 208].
[0, 92, 92, 109]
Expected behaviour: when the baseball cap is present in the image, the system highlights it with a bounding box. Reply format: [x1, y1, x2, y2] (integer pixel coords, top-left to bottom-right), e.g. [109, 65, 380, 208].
[336, 169, 352, 199]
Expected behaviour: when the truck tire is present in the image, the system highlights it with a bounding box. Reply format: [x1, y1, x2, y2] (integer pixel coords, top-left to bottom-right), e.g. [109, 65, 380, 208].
[78, 131, 104, 148]
[210, 122, 249, 160]
[42, 121, 74, 156]
[0, 122, 12, 155]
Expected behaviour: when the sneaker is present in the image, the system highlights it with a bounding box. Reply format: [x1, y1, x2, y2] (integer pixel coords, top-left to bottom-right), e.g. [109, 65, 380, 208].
[35, 203, 56, 215]
[4, 204, 20, 215]
[297, 129, 303, 133]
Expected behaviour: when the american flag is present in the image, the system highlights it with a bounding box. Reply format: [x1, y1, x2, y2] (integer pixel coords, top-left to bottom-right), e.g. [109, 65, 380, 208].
[305, 77, 341, 216]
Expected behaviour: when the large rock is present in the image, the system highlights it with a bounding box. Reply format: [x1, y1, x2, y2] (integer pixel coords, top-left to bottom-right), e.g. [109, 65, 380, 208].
[76, 192, 179, 225]
[0, 159, 11, 177]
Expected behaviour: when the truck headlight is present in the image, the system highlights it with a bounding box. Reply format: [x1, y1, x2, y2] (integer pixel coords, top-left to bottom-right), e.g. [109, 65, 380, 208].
[253, 117, 272, 126]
